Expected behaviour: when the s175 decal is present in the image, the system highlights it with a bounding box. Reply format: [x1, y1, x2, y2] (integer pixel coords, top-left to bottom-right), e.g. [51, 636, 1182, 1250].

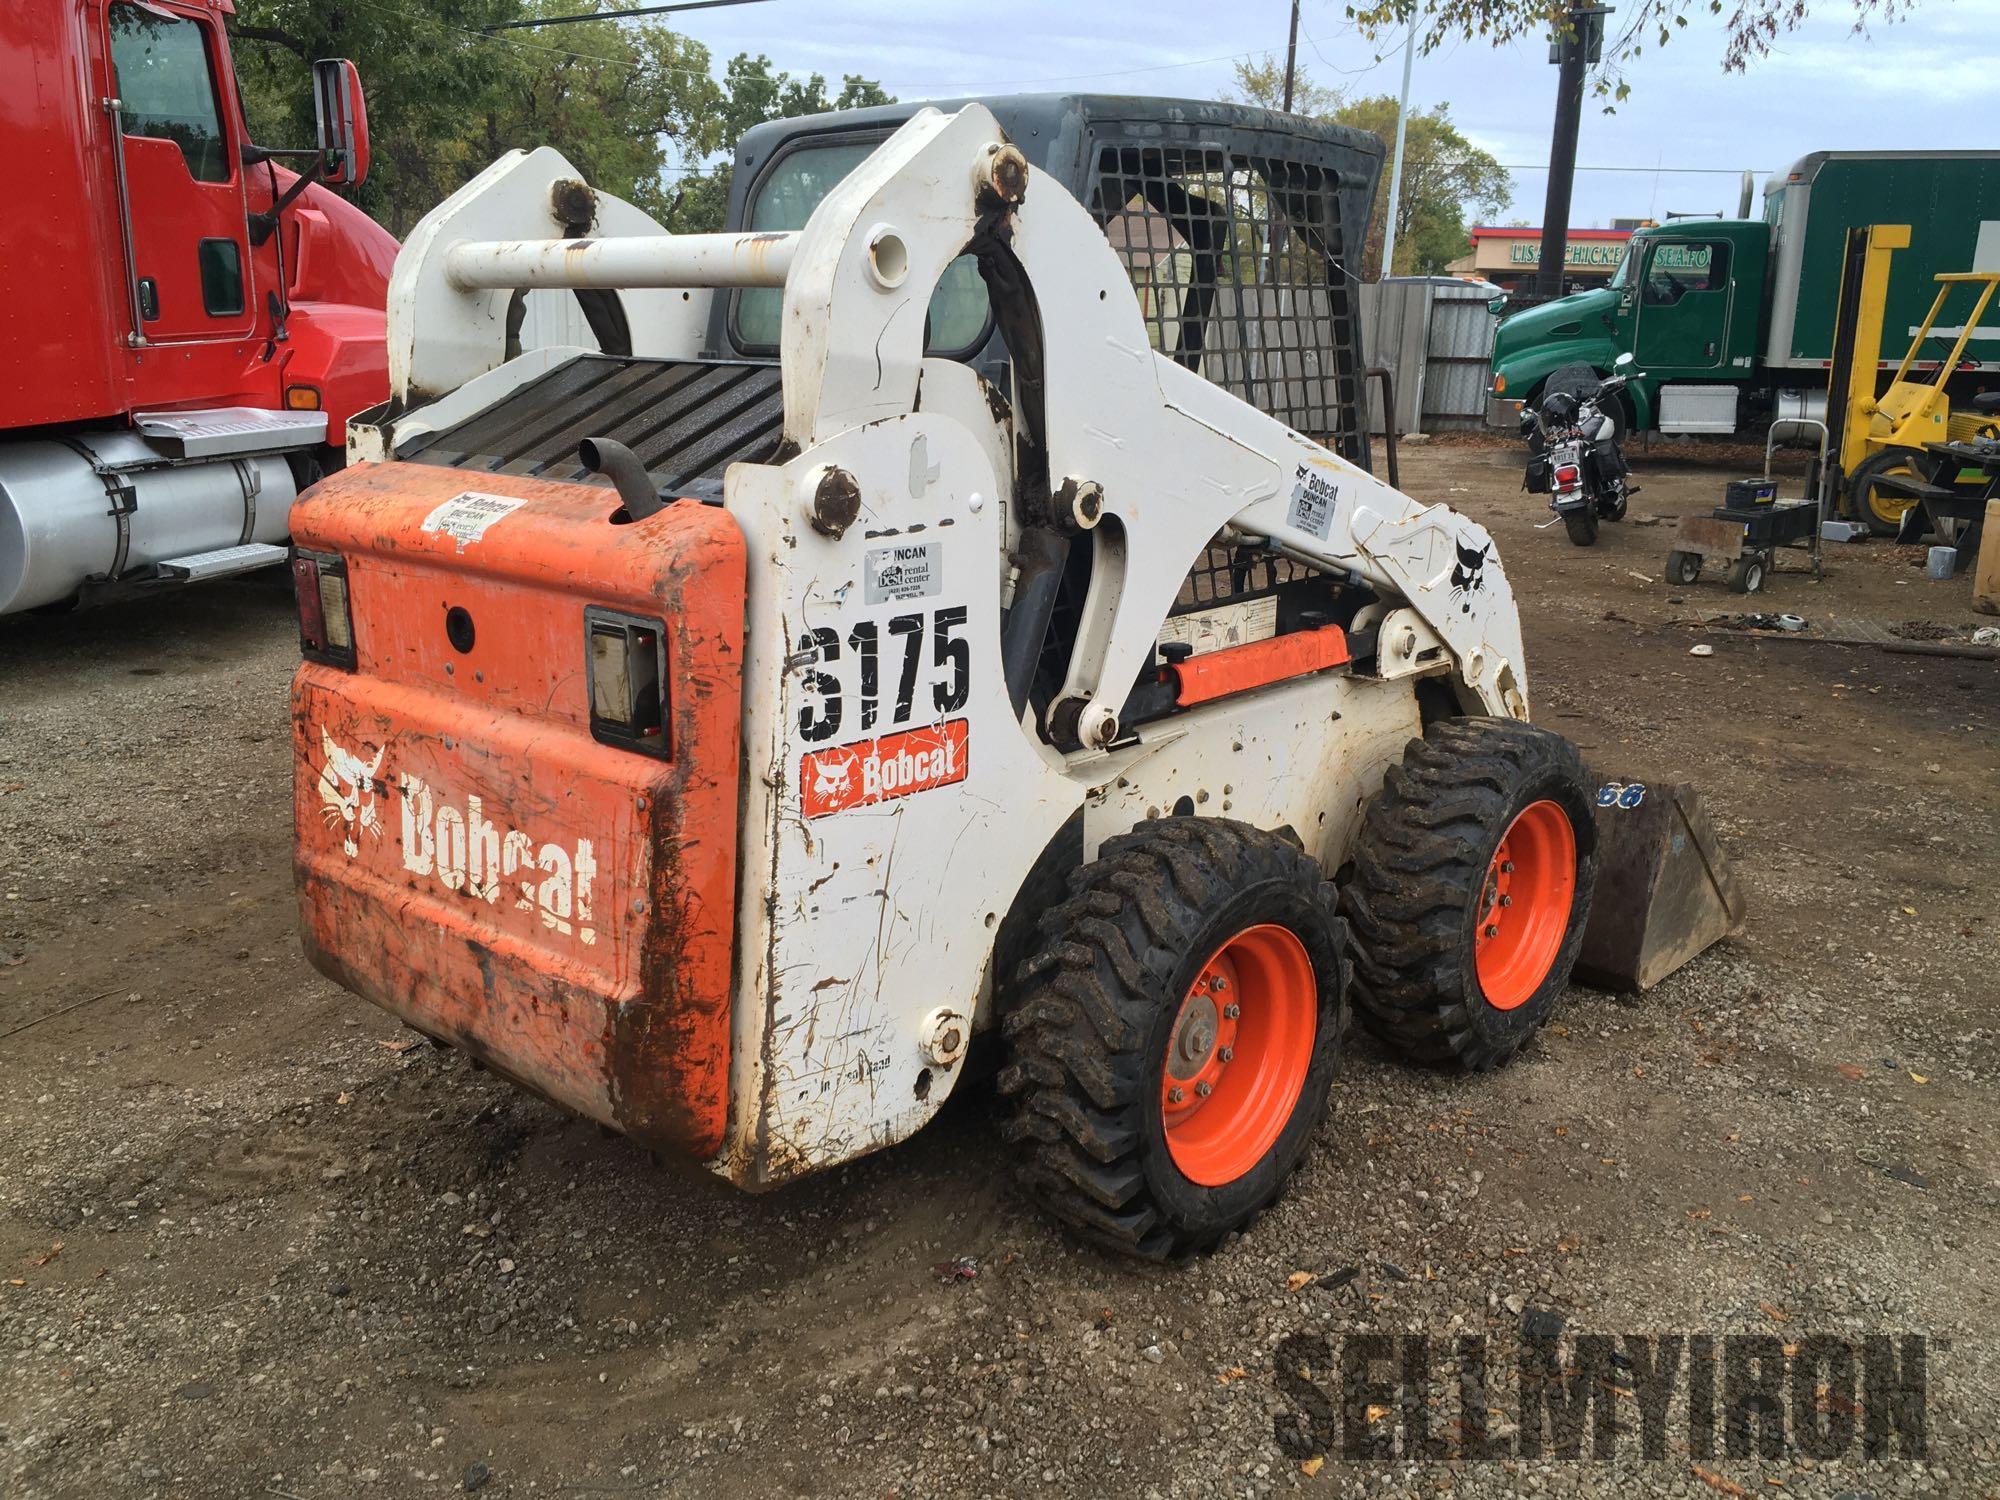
[797, 605, 969, 744]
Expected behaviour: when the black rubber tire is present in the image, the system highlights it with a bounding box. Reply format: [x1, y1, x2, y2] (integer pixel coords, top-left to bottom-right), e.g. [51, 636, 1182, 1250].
[1342, 717, 1597, 1072]
[1842, 447, 1925, 538]
[1561, 508, 1599, 546]
[1726, 554, 1765, 594]
[996, 818, 1348, 1260]
[1665, 550, 1702, 586]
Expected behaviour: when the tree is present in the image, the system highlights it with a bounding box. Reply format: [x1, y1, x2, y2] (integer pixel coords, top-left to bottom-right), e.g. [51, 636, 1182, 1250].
[1333, 95, 1510, 275]
[667, 55, 895, 232]
[1341, 0, 1915, 98]
[231, 1, 889, 236]
[1230, 60, 1510, 277]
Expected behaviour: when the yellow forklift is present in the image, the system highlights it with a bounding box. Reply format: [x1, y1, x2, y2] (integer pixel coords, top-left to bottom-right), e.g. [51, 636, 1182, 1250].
[1831, 223, 2000, 558]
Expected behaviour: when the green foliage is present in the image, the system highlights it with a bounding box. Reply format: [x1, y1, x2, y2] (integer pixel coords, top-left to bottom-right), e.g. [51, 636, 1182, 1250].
[1230, 59, 1510, 277]
[1341, 0, 1918, 99]
[669, 54, 895, 232]
[230, 1, 889, 237]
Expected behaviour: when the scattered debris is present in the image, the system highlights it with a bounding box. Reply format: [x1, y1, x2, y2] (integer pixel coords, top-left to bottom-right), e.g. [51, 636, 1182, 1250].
[1520, 1306, 1565, 1339]
[1298, 1455, 1325, 1476]
[1377, 1260, 1411, 1283]
[1689, 644, 1715, 657]
[934, 1255, 980, 1283]
[1285, 1271, 1316, 1291]
[1313, 1266, 1361, 1293]
[463, 1461, 492, 1493]
[1883, 1164, 1931, 1190]
[379, 1036, 424, 1054]
[1691, 1464, 1753, 1498]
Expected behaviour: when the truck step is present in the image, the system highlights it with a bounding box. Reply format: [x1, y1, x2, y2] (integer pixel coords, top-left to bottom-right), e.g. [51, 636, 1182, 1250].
[154, 542, 290, 581]
[133, 406, 328, 459]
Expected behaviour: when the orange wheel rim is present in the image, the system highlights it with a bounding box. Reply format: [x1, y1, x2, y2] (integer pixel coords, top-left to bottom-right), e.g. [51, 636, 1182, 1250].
[1160, 924, 1317, 1187]
[1474, 800, 1577, 1011]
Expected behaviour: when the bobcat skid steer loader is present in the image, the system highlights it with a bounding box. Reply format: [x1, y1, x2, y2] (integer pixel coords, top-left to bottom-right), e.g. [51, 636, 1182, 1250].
[291, 103, 1596, 1259]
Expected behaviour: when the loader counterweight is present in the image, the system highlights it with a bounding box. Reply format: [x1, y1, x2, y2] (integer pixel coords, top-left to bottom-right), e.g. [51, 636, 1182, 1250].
[290, 462, 745, 1158]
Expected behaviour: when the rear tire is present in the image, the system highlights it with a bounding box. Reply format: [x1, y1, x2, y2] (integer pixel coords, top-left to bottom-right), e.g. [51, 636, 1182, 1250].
[1562, 508, 1599, 546]
[997, 819, 1347, 1260]
[1342, 717, 1596, 1071]
[1665, 550, 1702, 585]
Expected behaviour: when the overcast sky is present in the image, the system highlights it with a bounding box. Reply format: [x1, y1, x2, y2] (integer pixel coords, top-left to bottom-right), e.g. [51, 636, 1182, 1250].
[668, 0, 2000, 229]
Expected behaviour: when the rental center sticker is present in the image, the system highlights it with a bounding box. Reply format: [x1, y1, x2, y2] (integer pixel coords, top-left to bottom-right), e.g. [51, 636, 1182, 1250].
[801, 719, 969, 818]
[421, 491, 525, 550]
[864, 542, 942, 604]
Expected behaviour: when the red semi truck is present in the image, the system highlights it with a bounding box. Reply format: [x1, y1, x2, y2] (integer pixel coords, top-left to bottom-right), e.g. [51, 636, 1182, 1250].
[0, 0, 394, 616]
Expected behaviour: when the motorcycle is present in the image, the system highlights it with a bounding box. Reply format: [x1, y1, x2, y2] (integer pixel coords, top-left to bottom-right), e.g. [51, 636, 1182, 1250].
[1521, 354, 1639, 547]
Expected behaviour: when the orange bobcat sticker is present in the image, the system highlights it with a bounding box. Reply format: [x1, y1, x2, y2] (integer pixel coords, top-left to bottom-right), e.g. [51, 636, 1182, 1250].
[801, 719, 969, 818]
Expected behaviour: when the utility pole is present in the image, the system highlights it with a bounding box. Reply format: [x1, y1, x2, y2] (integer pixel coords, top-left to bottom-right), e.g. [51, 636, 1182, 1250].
[1534, 4, 1610, 302]
[1282, 0, 1301, 112]
[1379, 24, 1416, 278]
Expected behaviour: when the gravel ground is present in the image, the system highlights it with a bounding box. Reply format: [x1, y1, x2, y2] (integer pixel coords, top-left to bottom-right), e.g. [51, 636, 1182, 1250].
[2, 443, 1996, 1499]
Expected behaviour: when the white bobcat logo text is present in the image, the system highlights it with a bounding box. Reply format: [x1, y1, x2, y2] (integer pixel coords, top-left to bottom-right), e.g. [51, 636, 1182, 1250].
[399, 773, 597, 944]
[317, 729, 386, 857]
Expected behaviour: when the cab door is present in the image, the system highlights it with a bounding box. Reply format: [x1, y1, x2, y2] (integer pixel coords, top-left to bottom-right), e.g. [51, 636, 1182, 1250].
[104, 1, 255, 344]
[1631, 237, 1733, 375]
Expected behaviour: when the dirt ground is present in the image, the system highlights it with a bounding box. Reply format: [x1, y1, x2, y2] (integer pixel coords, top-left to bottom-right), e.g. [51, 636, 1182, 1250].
[2, 440, 1996, 1500]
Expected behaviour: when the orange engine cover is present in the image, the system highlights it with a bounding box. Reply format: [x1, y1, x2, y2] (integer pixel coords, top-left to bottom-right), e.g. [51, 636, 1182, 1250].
[290, 462, 744, 1159]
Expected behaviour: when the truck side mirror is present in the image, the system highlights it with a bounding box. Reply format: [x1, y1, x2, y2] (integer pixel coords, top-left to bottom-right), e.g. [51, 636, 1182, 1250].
[1614, 352, 1635, 369]
[312, 58, 369, 189]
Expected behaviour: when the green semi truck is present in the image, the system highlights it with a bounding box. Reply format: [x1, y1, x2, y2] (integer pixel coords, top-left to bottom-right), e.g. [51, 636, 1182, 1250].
[1486, 151, 2000, 438]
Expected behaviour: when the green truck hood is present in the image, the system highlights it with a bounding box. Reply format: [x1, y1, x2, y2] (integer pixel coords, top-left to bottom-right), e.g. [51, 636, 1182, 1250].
[1491, 288, 1620, 394]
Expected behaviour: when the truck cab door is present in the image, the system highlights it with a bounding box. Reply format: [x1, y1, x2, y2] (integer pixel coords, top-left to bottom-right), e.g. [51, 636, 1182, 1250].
[1631, 237, 1732, 375]
[104, 2, 255, 345]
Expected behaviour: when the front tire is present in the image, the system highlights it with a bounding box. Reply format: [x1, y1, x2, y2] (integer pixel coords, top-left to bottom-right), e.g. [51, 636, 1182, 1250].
[997, 819, 1347, 1260]
[1843, 447, 1924, 538]
[1343, 718, 1596, 1071]
[1665, 549, 1702, 585]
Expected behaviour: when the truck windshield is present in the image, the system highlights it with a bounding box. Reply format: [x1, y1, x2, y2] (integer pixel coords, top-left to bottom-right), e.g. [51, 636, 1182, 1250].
[1608, 246, 1635, 290]
[735, 141, 991, 355]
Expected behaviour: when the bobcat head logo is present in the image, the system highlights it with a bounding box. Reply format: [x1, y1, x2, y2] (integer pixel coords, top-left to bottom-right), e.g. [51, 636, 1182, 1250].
[812, 752, 856, 806]
[1450, 539, 1491, 614]
[317, 728, 386, 857]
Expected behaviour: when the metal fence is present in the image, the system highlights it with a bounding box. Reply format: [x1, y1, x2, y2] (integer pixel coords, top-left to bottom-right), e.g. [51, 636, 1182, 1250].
[1359, 276, 1500, 436]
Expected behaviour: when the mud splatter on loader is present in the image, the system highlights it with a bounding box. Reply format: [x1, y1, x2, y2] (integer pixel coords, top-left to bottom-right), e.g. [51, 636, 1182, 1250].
[291, 102, 1602, 1258]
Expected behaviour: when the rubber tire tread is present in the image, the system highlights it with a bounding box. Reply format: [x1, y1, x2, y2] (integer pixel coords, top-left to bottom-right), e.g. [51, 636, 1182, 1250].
[996, 818, 1346, 1261]
[1342, 716, 1596, 1071]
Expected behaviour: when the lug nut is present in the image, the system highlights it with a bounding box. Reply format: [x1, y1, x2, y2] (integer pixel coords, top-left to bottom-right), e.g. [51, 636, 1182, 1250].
[1211, 976, 1229, 993]
[1485, 924, 1499, 938]
[1222, 1003, 1241, 1019]
[1501, 861, 1514, 873]
[1168, 1086, 1185, 1104]
[1499, 895, 1512, 908]
[1217, 1046, 1234, 1063]
[1196, 1081, 1213, 1098]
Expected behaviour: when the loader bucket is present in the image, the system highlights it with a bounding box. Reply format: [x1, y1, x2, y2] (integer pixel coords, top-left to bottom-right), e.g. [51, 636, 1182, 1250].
[1572, 780, 1745, 993]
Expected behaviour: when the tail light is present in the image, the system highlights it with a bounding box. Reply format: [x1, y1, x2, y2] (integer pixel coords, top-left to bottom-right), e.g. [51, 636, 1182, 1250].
[585, 606, 669, 757]
[1554, 463, 1581, 487]
[292, 548, 356, 669]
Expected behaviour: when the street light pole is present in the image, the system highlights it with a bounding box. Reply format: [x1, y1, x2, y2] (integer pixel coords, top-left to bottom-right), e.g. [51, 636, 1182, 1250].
[1379, 23, 1416, 278]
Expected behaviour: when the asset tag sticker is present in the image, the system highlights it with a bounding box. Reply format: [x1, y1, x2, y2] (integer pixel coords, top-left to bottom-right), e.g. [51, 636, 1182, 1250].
[864, 541, 942, 604]
[1287, 464, 1340, 540]
[421, 491, 525, 550]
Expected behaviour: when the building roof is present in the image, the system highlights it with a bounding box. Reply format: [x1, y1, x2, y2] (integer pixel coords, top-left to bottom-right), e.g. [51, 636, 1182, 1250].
[1467, 226, 1634, 241]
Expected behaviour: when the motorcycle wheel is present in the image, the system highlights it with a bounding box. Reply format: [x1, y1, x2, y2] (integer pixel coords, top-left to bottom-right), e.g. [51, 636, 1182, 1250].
[1561, 509, 1599, 546]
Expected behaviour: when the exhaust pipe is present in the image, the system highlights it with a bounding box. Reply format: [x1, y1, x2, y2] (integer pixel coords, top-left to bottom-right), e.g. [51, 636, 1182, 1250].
[578, 437, 664, 521]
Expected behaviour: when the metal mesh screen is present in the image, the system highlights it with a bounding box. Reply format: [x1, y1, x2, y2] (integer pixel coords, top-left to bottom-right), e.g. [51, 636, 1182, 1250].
[1092, 143, 1366, 461]
[1173, 542, 1306, 615]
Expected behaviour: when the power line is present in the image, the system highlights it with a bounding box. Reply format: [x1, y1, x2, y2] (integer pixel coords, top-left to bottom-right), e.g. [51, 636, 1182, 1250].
[484, 0, 768, 29]
[1501, 163, 1768, 175]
